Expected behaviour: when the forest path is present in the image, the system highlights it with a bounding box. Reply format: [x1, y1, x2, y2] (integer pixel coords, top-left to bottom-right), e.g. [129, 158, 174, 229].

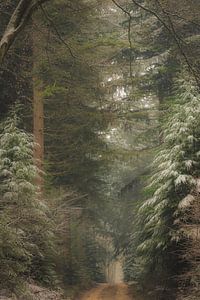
[78, 283, 142, 300]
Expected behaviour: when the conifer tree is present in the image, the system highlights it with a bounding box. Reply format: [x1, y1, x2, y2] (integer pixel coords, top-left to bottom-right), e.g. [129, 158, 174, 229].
[134, 78, 200, 293]
[0, 107, 56, 291]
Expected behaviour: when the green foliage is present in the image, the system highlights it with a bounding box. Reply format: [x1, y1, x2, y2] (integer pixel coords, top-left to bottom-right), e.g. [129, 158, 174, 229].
[0, 108, 56, 291]
[68, 222, 105, 287]
[33, 0, 111, 200]
[133, 79, 200, 290]
[3, 1, 200, 297]
[56, 216, 105, 288]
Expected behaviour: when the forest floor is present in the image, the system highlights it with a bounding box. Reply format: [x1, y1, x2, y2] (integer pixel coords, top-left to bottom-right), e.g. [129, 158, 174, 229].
[78, 283, 144, 300]
[0, 284, 66, 300]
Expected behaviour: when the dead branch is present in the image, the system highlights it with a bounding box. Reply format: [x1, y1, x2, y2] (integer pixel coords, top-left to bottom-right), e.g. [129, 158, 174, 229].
[0, 0, 49, 65]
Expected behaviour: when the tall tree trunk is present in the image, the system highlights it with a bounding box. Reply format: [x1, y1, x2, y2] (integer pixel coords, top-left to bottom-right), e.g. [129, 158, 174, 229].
[33, 79, 44, 192]
[33, 28, 44, 193]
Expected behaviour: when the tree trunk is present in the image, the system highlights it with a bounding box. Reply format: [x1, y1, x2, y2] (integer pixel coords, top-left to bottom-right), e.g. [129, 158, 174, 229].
[33, 27, 44, 193]
[33, 78, 44, 192]
[0, 0, 49, 65]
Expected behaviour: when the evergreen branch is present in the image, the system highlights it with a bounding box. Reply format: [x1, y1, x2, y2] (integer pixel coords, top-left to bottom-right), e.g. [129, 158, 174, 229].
[131, 0, 172, 32]
[156, 0, 199, 84]
[40, 5, 76, 59]
[111, 0, 133, 80]
[131, 0, 199, 84]
[162, 10, 200, 29]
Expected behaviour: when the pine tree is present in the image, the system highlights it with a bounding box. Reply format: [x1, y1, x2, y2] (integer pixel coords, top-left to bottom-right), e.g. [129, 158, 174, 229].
[134, 78, 200, 293]
[0, 107, 56, 291]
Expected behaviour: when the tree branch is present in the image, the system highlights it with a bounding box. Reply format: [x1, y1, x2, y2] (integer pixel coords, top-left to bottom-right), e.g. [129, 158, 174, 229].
[111, 0, 133, 79]
[40, 5, 76, 59]
[131, 0, 199, 83]
[0, 0, 49, 65]
[156, 0, 199, 83]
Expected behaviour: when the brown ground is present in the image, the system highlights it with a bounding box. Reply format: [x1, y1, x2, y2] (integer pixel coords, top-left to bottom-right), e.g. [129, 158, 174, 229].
[78, 283, 142, 300]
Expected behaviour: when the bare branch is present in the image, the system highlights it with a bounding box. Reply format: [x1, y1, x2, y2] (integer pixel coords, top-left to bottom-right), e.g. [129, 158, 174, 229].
[40, 5, 76, 59]
[111, 0, 133, 79]
[156, 0, 199, 83]
[131, 0, 200, 83]
[0, 0, 49, 65]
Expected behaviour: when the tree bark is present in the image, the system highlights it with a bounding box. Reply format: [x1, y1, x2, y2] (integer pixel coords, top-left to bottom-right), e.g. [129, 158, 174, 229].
[0, 0, 49, 65]
[33, 27, 44, 194]
[33, 78, 44, 192]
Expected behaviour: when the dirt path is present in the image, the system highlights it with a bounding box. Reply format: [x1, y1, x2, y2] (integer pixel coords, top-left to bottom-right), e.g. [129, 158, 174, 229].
[78, 283, 136, 300]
